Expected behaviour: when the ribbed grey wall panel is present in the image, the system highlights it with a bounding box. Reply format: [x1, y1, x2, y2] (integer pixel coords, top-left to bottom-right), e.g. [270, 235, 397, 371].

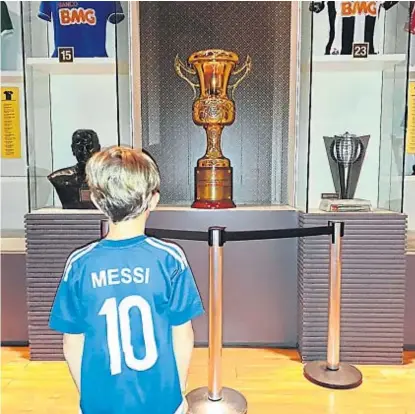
[298, 212, 407, 365]
[25, 211, 105, 360]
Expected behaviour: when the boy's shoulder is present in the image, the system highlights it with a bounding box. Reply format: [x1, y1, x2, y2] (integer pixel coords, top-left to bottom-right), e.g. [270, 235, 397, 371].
[69, 240, 100, 262]
[143, 237, 188, 271]
[62, 240, 100, 281]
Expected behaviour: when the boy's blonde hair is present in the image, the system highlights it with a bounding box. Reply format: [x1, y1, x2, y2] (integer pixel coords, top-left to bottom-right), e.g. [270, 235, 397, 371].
[86, 146, 160, 223]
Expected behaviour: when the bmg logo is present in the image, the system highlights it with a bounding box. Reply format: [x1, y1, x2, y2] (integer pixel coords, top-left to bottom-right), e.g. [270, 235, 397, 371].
[341, 1, 377, 17]
[59, 7, 96, 25]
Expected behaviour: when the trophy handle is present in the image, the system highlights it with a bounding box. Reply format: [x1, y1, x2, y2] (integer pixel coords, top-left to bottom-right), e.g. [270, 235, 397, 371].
[174, 55, 199, 99]
[228, 55, 252, 99]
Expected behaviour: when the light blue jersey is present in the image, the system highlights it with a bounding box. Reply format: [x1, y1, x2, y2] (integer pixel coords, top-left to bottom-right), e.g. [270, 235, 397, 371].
[49, 235, 204, 414]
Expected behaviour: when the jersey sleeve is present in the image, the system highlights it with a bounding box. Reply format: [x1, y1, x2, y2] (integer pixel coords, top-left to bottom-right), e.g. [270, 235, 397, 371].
[168, 254, 204, 326]
[49, 260, 85, 334]
[108, 1, 125, 24]
[1, 2, 13, 36]
[38, 1, 52, 22]
[309, 1, 325, 13]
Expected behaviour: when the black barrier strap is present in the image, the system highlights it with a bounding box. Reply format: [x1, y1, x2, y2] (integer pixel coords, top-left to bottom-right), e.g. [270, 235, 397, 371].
[145, 228, 208, 242]
[223, 225, 333, 242]
[101, 220, 335, 243]
[147, 226, 333, 243]
[100, 220, 208, 242]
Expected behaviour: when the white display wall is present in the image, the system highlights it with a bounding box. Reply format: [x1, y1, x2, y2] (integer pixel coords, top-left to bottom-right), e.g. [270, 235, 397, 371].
[308, 70, 385, 209]
[1, 1, 28, 233]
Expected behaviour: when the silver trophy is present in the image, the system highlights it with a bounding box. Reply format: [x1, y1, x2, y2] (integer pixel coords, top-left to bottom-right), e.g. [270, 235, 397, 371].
[320, 132, 372, 212]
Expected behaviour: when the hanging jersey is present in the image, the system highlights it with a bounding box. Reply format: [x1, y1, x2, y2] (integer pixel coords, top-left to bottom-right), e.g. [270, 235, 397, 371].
[311, 1, 398, 55]
[405, 4, 415, 35]
[49, 235, 204, 414]
[1, 1, 13, 37]
[38, 1, 124, 58]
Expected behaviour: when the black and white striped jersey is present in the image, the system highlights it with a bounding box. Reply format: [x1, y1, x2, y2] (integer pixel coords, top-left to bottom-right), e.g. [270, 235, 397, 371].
[310, 1, 398, 55]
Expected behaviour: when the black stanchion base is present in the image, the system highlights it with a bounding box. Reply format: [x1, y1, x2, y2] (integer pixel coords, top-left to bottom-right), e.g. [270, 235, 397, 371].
[304, 361, 363, 390]
[187, 387, 247, 414]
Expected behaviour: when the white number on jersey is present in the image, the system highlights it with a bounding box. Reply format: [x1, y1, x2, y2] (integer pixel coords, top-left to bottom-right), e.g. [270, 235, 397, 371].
[99, 296, 158, 375]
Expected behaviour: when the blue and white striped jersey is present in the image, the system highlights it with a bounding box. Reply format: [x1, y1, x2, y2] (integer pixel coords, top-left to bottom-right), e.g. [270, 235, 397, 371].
[49, 235, 204, 414]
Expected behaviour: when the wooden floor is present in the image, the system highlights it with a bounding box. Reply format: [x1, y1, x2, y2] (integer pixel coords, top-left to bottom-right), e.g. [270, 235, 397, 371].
[2, 347, 415, 413]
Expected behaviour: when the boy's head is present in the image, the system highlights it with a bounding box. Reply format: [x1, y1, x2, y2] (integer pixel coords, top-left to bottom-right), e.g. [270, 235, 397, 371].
[86, 146, 160, 223]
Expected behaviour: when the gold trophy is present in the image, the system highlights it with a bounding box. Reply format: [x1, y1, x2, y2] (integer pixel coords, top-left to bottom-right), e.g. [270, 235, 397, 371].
[175, 49, 251, 209]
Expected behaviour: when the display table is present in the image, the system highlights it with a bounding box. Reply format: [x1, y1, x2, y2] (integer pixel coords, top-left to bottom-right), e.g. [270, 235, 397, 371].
[298, 210, 407, 365]
[25, 206, 299, 360]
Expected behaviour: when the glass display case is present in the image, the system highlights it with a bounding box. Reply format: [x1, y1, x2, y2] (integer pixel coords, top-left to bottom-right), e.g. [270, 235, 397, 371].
[137, 1, 294, 206]
[1, 1, 26, 236]
[20, 1, 131, 211]
[18, 1, 298, 211]
[295, 1, 413, 215]
[405, 9, 415, 250]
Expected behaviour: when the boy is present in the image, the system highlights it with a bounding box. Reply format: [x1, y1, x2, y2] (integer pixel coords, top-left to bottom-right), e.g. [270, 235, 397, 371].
[49, 146, 204, 414]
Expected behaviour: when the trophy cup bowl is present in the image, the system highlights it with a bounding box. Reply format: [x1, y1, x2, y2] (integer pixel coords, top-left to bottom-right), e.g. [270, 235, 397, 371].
[331, 133, 364, 200]
[332, 134, 363, 168]
[175, 49, 251, 209]
[320, 132, 371, 212]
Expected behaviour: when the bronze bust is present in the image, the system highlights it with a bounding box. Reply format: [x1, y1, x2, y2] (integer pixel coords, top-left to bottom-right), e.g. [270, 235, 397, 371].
[48, 130, 101, 209]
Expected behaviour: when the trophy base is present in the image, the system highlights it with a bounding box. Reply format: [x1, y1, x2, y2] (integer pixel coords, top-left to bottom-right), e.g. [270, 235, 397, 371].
[319, 198, 372, 212]
[193, 166, 236, 209]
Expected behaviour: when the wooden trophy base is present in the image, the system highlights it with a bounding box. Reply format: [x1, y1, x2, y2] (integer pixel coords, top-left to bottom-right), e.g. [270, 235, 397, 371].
[192, 166, 236, 209]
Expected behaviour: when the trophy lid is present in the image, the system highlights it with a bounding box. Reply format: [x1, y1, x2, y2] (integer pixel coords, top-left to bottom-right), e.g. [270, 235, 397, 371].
[334, 131, 357, 139]
[188, 49, 239, 64]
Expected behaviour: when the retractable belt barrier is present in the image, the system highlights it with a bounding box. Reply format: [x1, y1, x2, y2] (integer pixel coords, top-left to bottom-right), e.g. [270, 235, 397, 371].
[100, 220, 362, 414]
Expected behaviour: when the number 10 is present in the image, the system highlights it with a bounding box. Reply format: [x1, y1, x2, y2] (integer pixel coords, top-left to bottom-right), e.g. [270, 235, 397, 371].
[99, 296, 158, 375]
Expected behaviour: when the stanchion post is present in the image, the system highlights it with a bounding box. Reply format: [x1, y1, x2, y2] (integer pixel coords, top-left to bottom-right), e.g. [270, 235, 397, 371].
[327, 221, 342, 371]
[186, 227, 247, 414]
[208, 227, 223, 401]
[303, 221, 362, 389]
